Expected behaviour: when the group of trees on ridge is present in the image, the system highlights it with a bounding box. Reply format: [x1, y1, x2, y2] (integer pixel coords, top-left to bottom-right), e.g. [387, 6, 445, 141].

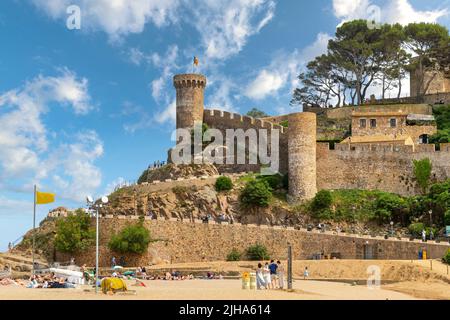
[291, 20, 450, 108]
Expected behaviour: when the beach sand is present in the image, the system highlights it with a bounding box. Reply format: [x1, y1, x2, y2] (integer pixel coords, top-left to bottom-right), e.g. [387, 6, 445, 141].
[0, 279, 418, 300]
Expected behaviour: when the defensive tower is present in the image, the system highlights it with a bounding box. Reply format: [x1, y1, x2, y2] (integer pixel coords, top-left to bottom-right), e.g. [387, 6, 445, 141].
[288, 112, 317, 203]
[173, 74, 207, 130]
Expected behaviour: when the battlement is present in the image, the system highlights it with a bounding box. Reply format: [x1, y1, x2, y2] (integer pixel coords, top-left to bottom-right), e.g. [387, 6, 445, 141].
[173, 74, 207, 89]
[318, 142, 450, 154]
[204, 109, 286, 134]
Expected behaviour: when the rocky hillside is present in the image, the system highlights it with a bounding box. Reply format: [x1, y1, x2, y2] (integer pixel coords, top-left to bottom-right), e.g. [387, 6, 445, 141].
[138, 163, 219, 184]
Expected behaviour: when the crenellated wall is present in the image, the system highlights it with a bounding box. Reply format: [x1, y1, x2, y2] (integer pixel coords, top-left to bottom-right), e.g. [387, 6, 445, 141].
[317, 142, 450, 196]
[203, 109, 289, 174]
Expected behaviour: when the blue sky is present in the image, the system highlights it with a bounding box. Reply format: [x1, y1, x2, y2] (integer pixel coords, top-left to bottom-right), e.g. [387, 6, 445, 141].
[0, 0, 449, 250]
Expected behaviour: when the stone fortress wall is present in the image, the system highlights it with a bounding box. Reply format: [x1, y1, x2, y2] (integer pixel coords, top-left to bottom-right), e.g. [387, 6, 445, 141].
[202, 107, 450, 197]
[57, 217, 450, 266]
[203, 109, 289, 174]
[173, 73, 450, 202]
[317, 143, 450, 196]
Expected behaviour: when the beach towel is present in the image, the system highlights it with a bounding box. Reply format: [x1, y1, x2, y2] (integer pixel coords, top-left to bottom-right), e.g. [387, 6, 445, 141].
[101, 277, 128, 294]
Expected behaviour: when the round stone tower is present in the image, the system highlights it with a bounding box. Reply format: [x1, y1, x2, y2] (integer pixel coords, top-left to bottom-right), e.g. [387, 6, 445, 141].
[288, 112, 317, 203]
[173, 74, 207, 130]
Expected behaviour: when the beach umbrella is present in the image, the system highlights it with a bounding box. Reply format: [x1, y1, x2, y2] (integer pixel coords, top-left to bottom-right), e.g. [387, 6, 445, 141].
[113, 266, 123, 270]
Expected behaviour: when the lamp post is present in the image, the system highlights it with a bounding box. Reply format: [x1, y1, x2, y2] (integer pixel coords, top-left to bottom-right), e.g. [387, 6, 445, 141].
[428, 210, 433, 226]
[86, 195, 108, 294]
[390, 221, 394, 237]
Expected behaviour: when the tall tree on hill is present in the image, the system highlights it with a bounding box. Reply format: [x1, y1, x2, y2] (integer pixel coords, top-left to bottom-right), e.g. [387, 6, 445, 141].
[292, 54, 340, 108]
[376, 23, 410, 100]
[328, 20, 384, 105]
[404, 23, 449, 101]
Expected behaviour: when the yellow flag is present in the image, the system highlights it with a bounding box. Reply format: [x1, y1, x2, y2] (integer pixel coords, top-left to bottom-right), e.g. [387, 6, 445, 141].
[193, 56, 199, 67]
[36, 191, 55, 205]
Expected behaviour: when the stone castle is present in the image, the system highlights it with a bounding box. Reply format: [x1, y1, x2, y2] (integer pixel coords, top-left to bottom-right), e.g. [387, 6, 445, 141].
[172, 73, 450, 203]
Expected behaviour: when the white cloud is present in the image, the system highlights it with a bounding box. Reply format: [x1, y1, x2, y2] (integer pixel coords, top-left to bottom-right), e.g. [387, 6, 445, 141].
[103, 177, 126, 197]
[383, 0, 448, 25]
[245, 70, 284, 100]
[332, 0, 448, 25]
[31, 0, 181, 42]
[193, 0, 276, 60]
[31, 0, 275, 60]
[0, 70, 102, 203]
[154, 100, 176, 124]
[244, 32, 332, 100]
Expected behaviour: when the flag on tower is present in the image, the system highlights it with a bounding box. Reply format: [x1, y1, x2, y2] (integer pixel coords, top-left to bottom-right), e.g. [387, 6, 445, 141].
[193, 56, 199, 67]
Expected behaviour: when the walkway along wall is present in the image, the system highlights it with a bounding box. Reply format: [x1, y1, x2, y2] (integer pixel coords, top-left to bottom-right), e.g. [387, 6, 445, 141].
[56, 217, 450, 267]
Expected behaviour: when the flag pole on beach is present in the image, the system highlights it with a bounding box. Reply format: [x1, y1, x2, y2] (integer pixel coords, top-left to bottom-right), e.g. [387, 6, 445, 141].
[32, 185, 37, 275]
[32, 187, 55, 275]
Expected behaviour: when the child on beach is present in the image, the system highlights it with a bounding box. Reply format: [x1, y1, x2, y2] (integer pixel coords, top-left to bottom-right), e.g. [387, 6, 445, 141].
[304, 267, 309, 280]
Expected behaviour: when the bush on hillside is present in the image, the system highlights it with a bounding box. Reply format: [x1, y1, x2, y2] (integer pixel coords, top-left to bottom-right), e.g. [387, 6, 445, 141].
[445, 210, 450, 226]
[408, 222, 425, 237]
[54, 210, 95, 254]
[443, 249, 450, 265]
[226, 248, 242, 261]
[311, 190, 333, 211]
[257, 174, 284, 190]
[413, 158, 432, 194]
[246, 244, 270, 261]
[240, 179, 272, 208]
[108, 223, 153, 254]
[215, 176, 233, 192]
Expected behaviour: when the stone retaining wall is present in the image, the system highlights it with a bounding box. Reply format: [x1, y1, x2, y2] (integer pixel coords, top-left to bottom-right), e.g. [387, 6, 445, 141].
[56, 218, 450, 267]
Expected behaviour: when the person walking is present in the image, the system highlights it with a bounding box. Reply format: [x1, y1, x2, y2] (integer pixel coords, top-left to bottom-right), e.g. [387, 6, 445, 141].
[111, 256, 116, 269]
[422, 229, 427, 242]
[263, 262, 271, 289]
[269, 260, 278, 289]
[256, 263, 265, 290]
[277, 261, 285, 289]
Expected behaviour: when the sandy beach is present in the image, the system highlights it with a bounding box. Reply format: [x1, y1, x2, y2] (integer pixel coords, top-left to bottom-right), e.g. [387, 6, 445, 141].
[0, 279, 419, 300]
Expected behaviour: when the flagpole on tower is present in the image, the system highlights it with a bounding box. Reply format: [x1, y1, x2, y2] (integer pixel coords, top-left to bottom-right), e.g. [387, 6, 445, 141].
[32, 184, 36, 276]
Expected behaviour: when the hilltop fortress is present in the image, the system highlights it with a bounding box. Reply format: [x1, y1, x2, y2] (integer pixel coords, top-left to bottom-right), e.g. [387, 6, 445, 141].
[172, 73, 450, 202]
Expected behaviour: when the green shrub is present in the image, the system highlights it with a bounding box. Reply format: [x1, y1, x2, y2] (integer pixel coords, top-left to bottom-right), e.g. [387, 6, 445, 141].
[215, 176, 233, 192]
[108, 223, 152, 254]
[246, 244, 270, 261]
[54, 210, 95, 253]
[258, 174, 284, 190]
[374, 193, 406, 222]
[408, 222, 425, 237]
[443, 249, 450, 265]
[226, 248, 242, 261]
[445, 210, 450, 226]
[311, 190, 333, 211]
[413, 158, 432, 194]
[239, 179, 272, 208]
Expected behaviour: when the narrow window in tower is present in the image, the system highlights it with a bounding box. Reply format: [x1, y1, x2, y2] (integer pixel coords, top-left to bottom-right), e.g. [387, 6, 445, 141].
[359, 119, 367, 128]
[370, 119, 377, 128]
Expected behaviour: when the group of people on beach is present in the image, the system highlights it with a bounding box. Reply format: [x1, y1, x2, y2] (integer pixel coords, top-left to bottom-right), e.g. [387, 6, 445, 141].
[26, 273, 75, 289]
[135, 266, 194, 281]
[256, 260, 284, 290]
[256, 260, 309, 290]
